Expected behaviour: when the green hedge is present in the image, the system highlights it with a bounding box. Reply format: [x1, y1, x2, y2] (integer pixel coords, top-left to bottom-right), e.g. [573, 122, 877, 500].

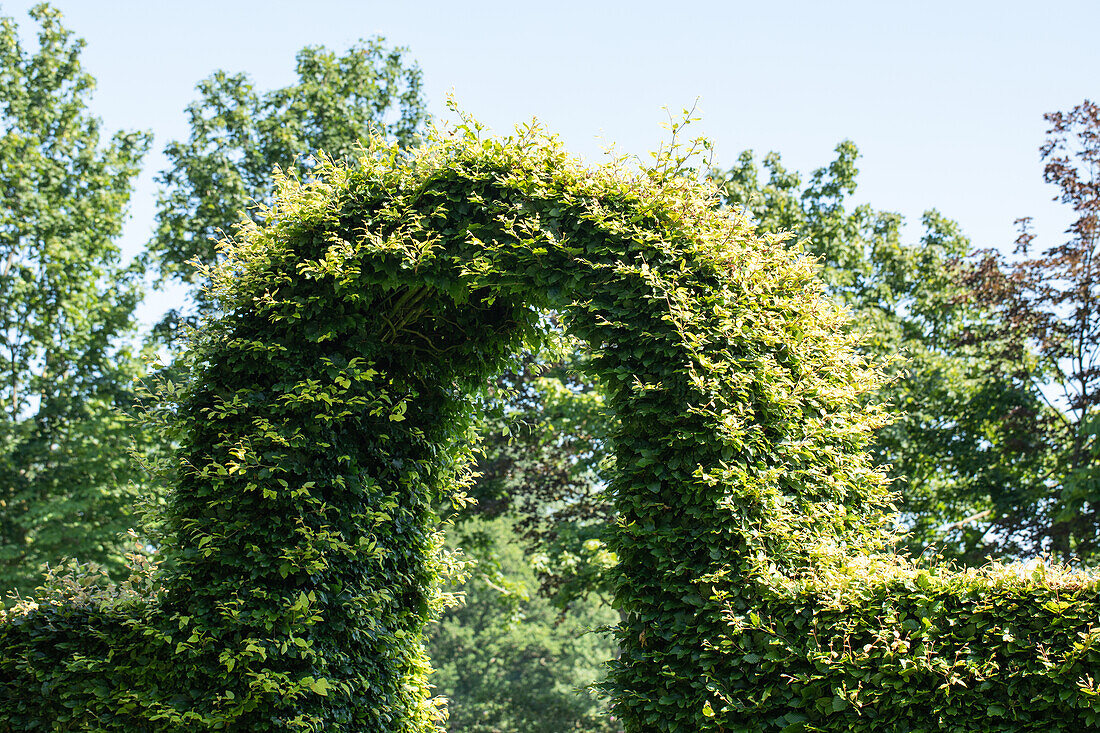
[707, 557, 1100, 731]
[2, 117, 1098, 732]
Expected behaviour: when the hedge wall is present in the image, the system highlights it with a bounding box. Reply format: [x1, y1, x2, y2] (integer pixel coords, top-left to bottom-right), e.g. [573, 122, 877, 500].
[708, 557, 1100, 731]
[2, 118, 1098, 731]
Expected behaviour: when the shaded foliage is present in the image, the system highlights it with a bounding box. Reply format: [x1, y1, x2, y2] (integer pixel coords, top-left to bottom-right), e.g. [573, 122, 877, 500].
[467, 348, 616, 603]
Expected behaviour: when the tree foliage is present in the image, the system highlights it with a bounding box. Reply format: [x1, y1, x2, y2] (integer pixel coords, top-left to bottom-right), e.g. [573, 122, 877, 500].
[2, 115, 1098, 733]
[0, 3, 151, 599]
[427, 516, 618, 733]
[465, 348, 616, 604]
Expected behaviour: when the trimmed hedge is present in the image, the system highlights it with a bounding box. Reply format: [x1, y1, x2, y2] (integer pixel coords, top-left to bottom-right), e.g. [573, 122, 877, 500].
[710, 557, 1100, 731]
[2, 117, 1098, 731]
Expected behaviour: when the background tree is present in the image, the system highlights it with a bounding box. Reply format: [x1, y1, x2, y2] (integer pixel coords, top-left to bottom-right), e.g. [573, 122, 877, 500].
[467, 348, 617, 604]
[148, 39, 426, 338]
[427, 516, 619, 733]
[963, 100, 1100, 560]
[0, 3, 151, 598]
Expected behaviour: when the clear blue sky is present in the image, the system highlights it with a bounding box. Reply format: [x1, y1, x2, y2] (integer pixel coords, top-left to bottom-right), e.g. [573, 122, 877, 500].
[3, 0, 1097, 326]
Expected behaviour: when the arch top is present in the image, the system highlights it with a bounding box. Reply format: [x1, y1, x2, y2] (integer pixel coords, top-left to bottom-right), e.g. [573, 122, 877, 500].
[216, 122, 756, 316]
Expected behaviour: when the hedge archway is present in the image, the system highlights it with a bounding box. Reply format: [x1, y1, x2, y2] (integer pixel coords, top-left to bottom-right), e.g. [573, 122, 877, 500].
[3, 121, 1098, 732]
[156, 121, 892, 729]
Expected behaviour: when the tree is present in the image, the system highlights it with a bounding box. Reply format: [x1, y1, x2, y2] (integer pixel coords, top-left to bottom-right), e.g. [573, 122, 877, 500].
[0, 3, 151, 598]
[963, 100, 1100, 560]
[148, 39, 426, 337]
